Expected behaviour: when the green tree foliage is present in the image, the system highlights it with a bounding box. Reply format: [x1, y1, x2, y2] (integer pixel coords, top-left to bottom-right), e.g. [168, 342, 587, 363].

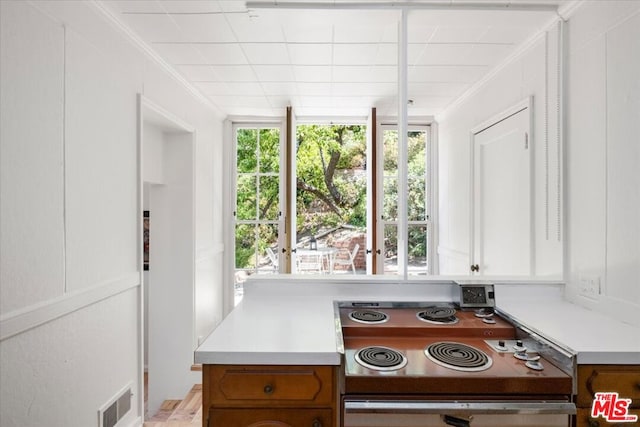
[296, 124, 366, 236]
[234, 125, 428, 270]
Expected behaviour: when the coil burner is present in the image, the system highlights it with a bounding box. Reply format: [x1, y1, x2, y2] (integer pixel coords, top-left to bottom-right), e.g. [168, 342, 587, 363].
[355, 346, 408, 371]
[349, 310, 389, 324]
[425, 341, 493, 372]
[416, 306, 459, 325]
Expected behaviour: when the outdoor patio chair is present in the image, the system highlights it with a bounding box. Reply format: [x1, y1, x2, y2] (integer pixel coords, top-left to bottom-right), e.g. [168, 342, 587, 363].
[334, 243, 359, 274]
[266, 247, 278, 272]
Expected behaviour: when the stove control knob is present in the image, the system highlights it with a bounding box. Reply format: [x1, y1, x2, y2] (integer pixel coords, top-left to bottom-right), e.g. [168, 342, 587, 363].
[513, 340, 526, 352]
[525, 360, 544, 371]
[498, 340, 505, 347]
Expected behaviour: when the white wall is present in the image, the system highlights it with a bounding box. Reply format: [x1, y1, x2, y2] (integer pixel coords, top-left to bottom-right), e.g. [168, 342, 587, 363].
[437, 23, 563, 277]
[0, 1, 224, 426]
[564, 0, 640, 327]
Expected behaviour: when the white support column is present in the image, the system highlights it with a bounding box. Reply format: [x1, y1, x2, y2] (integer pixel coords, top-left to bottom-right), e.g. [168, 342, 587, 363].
[397, 9, 409, 278]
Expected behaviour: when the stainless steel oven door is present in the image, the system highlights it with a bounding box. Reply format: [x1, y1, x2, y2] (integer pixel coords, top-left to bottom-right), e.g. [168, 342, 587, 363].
[343, 400, 576, 427]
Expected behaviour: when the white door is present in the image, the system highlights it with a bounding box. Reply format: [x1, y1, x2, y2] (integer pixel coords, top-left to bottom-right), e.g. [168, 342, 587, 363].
[472, 106, 532, 275]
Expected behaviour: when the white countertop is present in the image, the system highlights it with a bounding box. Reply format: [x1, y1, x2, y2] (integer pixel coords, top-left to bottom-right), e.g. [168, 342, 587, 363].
[195, 277, 640, 366]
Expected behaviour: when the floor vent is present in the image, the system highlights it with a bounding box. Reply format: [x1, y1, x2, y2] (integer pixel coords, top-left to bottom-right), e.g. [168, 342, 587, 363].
[99, 383, 133, 427]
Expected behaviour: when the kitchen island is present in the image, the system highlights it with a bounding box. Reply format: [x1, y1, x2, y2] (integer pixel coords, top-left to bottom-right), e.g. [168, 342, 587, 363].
[195, 277, 640, 427]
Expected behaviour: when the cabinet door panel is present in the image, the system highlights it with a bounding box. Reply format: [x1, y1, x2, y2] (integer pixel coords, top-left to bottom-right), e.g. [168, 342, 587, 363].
[209, 408, 333, 427]
[576, 407, 640, 427]
[207, 365, 335, 406]
[577, 365, 640, 408]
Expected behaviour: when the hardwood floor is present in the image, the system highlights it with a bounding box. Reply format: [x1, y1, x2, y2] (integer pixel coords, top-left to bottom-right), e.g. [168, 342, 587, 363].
[144, 373, 202, 426]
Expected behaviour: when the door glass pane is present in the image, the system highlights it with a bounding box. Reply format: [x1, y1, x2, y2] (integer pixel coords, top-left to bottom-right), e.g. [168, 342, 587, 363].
[258, 224, 279, 272]
[383, 224, 398, 274]
[236, 175, 256, 220]
[237, 129, 257, 173]
[407, 177, 426, 221]
[383, 177, 398, 221]
[234, 126, 282, 305]
[379, 126, 431, 276]
[408, 131, 426, 173]
[235, 224, 256, 270]
[408, 225, 428, 274]
[259, 128, 280, 173]
[258, 176, 279, 220]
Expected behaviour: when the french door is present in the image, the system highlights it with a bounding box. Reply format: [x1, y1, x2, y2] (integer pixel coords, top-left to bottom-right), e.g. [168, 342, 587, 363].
[233, 125, 285, 290]
[378, 125, 433, 275]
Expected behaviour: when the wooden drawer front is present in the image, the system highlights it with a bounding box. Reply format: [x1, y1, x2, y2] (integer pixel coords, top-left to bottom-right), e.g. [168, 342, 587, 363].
[209, 365, 334, 406]
[209, 407, 333, 427]
[576, 407, 640, 427]
[577, 365, 640, 408]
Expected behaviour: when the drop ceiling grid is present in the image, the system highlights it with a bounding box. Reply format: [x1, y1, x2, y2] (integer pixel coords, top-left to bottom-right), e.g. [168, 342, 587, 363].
[101, 0, 561, 117]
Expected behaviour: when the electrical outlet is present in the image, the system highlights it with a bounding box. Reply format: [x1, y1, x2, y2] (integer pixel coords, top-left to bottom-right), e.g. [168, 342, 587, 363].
[579, 276, 600, 300]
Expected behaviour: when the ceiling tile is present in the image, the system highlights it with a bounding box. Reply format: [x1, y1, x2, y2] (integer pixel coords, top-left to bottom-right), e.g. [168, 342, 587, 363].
[197, 81, 264, 96]
[104, 1, 165, 13]
[159, 1, 221, 13]
[296, 83, 333, 96]
[118, 14, 183, 42]
[332, 66, 396, 83]
[408, 82, 470, 97]
[176, 65, 219, 81]
[332, 82, 396, 97]
[409, 65, 488, 83]
[195, 43, 248, 65]
[375, 44, 398, 65]
[480, 27, 534, 44]
[293, 66, 332, 82]
[194, 82, 231, 95]
[209, 65, 257, 81]
[153, 43, 207, 64]
[214, 95, 271, 108]
[333, 44, 378, 66]
[465, 44, 515, 65]
[333, 10, 398, 43]
[414, 44, 475, 65]
[288, 44, 333, 65]
[407, 24, 437, 44]
[224, 13, 285, 42]
[282, 21, 333, 43]
[253, 65, 295, 82]
[261, 82, 298, 96]
[242, 43, 290, 64]
[170, 14, 236, 42]
[429, 26, 488, 43]
[267, 96, 295, 109]
[217, 1, 248, 13]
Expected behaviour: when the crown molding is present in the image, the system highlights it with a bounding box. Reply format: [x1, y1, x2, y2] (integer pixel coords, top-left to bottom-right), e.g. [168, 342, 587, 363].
[90, 0, 225, 119]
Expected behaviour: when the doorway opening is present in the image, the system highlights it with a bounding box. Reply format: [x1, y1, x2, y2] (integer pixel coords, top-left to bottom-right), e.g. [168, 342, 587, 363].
[139, 96, 198, 419]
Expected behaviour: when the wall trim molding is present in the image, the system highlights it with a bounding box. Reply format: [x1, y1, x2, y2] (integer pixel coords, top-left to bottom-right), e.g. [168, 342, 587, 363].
[436, 16, 559, 123]
[0, 273, 140, 341]
[90, 0, 224, 119]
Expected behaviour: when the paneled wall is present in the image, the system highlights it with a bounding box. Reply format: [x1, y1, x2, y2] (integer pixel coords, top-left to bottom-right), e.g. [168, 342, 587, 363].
[437, 24, 563, 277]
[565, 0, 640, 326]
[0, 1, 224, 426]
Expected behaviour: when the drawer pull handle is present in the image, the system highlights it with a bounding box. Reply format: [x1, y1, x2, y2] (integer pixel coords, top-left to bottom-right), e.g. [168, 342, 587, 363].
[312, 419, 322, 427]
[263, 384, 274, 395]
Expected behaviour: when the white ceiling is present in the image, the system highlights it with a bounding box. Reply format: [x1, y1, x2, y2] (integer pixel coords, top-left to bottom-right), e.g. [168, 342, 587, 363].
[102, 0, 561, 118]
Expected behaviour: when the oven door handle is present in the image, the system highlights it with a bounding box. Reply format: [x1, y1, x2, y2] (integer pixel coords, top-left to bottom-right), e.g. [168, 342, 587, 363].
[344, 400, 577, 415]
